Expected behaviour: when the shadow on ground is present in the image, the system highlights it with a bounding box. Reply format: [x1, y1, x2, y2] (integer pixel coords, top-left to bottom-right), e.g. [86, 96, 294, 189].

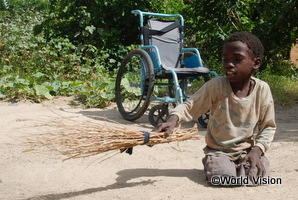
[24, 168, 207, 200]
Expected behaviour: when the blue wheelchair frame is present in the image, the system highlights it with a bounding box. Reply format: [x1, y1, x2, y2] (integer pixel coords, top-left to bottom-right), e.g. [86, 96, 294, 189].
[131, 10, 218, 105]
[115, 10, 218, 127]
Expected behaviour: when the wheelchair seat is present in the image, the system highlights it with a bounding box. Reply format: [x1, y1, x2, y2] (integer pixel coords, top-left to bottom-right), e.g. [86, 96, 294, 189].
[143, 18, 210, 77]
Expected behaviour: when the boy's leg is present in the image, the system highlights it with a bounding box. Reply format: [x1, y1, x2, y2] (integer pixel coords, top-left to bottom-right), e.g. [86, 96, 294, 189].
[202, 155, 237, 181]
[237, 155, 270, 186]
[202, 155, 270, 186]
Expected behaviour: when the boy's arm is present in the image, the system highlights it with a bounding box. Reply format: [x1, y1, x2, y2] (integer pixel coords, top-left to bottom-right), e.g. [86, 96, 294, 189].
[170, 82, 213, 124]
[152, 115, 179, 137]
[254, 96, 276, 153]
[152, 82, 213, 137]
[241, 89, 276, 178]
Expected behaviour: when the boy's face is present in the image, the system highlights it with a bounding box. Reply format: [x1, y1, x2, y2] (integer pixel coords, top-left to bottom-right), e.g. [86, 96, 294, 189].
[222, 41, 261, 83]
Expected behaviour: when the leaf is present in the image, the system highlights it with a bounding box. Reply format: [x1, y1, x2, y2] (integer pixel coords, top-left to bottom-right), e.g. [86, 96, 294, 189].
[34, 84, 53, 99]
[74, 31, 81, 38]
[32, 72, 46, 78]
[22, 149, 34, 153]
[105, 81, 115, 91]
[0, 92, 6, 99]
[85, 25, 96, 34]
[109, 58, 116, 63]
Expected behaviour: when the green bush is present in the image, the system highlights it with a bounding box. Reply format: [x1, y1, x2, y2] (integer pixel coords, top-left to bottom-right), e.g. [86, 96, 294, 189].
[0, 6, 134, 107]
[34, 0, 185, 51]
[182, 0, 298, 67]
[1, 0, 49, 10]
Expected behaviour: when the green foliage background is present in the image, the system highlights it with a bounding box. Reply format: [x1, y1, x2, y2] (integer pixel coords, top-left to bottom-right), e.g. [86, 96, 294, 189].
[183, 0, 298, 67]
[0, 0, 297, 107]
[34, 0, 185, 49]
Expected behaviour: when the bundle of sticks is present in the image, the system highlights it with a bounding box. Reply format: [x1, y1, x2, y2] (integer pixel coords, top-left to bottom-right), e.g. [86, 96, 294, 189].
[26, 121, 200, 160]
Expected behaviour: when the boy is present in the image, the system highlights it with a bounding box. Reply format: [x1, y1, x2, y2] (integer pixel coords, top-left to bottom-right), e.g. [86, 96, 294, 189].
[153, 31, 276, 186]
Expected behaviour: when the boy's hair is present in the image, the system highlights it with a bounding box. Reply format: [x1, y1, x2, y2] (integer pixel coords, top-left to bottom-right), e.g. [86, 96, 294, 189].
[224, 31, 264, 60]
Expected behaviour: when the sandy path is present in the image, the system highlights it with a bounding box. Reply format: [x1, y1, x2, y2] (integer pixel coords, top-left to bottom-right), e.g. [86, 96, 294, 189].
[0, 97, 297, 200]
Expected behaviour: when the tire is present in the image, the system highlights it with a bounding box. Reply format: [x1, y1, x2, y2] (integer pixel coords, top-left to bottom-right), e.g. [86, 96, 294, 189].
[198, 111, 209, 128]
[115, 49, 154, 121]
[181, 74, 210, 98]
[148, 104, 169, 127]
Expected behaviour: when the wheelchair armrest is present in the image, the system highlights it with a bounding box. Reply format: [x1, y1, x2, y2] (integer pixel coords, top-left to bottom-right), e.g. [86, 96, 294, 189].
[181, 48, 204, 67]
[184, 54, 203, 68]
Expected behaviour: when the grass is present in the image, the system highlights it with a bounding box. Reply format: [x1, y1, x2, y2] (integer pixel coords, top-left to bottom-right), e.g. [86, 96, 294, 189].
[259, 74, 298, 108]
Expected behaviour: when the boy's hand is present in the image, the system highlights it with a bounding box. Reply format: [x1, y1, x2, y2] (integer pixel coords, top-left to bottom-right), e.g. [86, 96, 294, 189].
[152, 115, 179, 137]
[240, 146, 265, 179]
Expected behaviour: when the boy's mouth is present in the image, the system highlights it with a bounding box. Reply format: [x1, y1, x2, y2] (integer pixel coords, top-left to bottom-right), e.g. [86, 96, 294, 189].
[226, 70, 235, 76]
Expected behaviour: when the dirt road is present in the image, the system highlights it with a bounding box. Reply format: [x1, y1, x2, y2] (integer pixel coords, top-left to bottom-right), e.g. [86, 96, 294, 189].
[1, 98, 297, 200]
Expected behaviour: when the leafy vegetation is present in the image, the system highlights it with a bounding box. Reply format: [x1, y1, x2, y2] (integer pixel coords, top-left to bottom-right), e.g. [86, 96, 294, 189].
[0, 0, 297, 107]
[0, 1, 135, 107]
[256, 61, 298, 107]
[34, 0, 185, 49]
[182, 0, 298, 66]
[259, 73, 298, 107]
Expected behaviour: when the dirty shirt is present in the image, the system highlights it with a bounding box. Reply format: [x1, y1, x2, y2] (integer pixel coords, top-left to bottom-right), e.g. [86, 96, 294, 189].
[170, 76, 276, 160]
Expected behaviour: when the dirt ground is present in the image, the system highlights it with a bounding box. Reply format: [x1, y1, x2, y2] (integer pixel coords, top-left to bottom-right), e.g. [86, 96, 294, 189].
[0, 97, 297, 200]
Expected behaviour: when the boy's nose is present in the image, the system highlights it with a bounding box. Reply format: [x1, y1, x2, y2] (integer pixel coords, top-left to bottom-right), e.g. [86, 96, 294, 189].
[223, 61, 235, 69]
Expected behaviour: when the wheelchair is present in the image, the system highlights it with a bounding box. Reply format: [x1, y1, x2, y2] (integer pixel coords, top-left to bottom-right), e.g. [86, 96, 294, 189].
[115, 10, 218, 128]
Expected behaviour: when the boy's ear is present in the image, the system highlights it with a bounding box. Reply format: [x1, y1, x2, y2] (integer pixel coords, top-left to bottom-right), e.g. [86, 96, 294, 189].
[253, 57, 262, 70]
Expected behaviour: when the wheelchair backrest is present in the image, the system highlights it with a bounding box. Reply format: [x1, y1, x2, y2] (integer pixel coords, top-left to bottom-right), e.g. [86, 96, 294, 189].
[143, 18, 182, 70]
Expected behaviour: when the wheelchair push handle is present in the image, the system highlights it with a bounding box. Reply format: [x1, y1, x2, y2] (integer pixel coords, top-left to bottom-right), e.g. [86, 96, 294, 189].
[131, 10, 184, 27]
[131, 10, 183, 19]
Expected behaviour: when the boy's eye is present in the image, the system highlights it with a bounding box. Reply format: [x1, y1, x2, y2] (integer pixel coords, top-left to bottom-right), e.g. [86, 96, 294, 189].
[222, 58, 243, 63]
[235, 58, 243, 62]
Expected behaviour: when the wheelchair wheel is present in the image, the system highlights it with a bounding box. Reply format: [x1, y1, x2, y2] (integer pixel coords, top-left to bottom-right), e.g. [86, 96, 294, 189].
[148, 104, 169, 127]
[182, 74, 210, 97]
[198, 111, 209, 128]
[115, 49, 154, 121]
